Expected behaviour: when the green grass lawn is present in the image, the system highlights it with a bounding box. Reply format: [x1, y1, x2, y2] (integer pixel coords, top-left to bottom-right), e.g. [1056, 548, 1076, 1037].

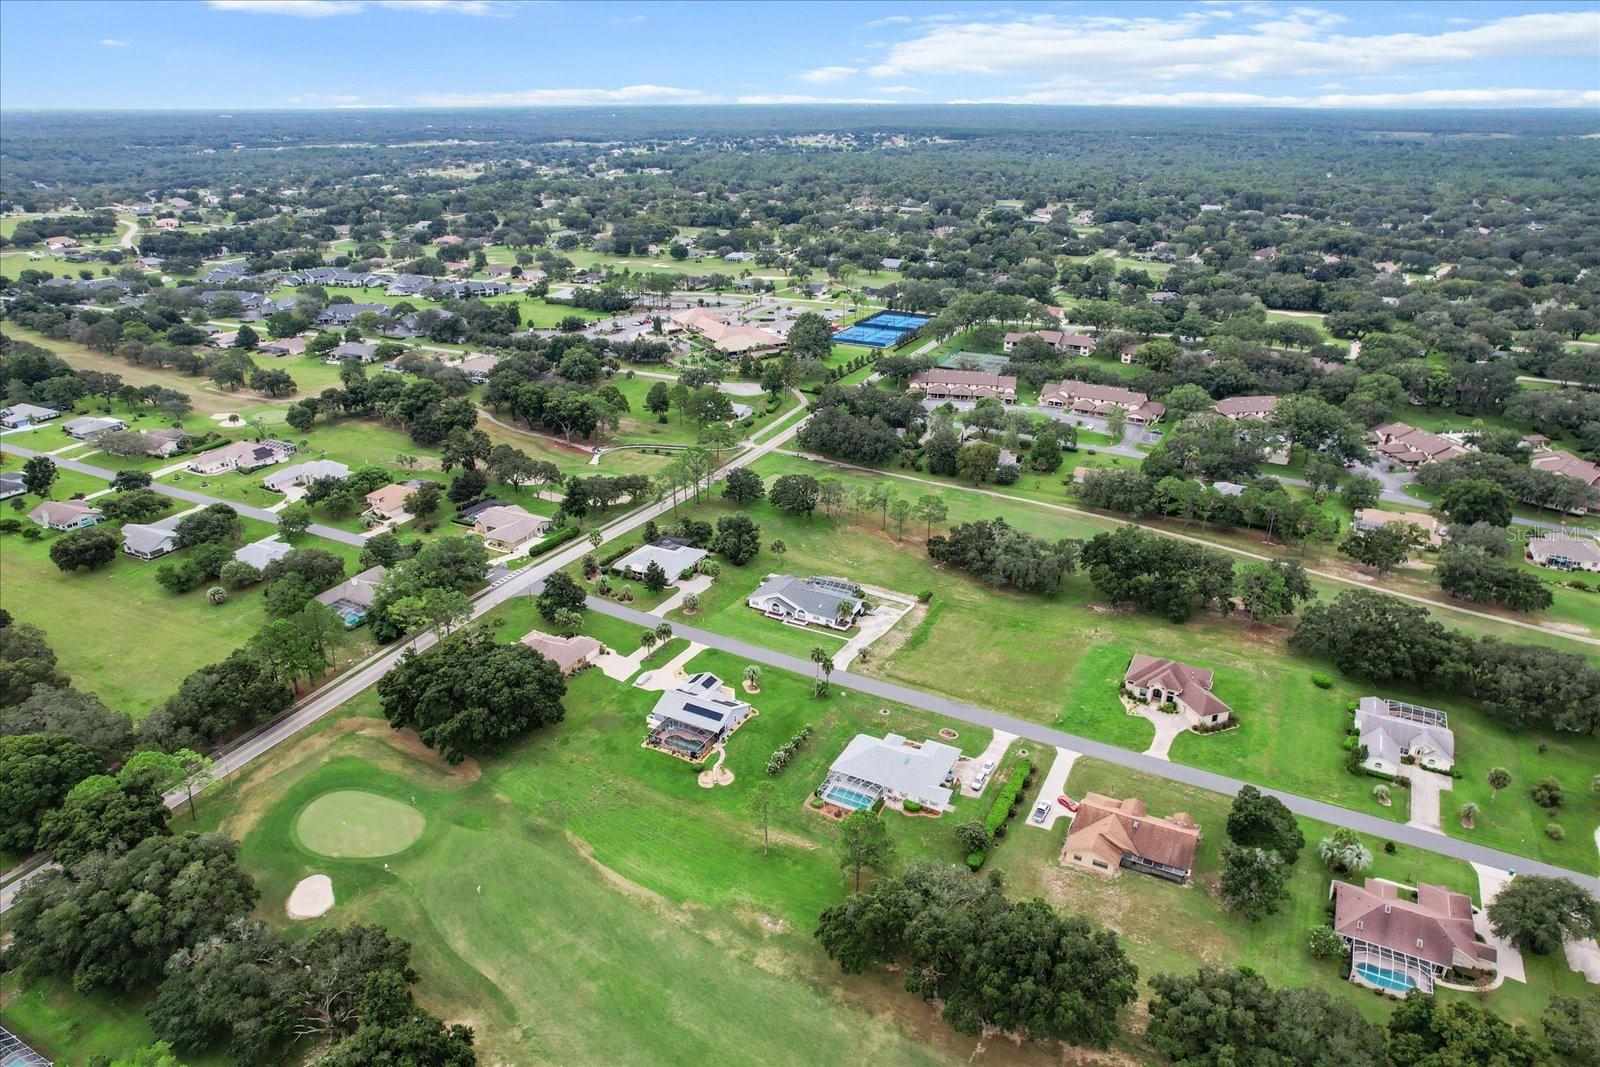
[647, 456, 1600, 868]
[0, 511, 375, 718]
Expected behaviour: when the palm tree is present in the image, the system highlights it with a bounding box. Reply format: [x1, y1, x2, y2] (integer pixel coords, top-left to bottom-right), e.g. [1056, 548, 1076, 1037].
[743, 665, 762, 692]
[770, 538, 787, 557]
[834, 601, 855, 629]
[1458, 802, 1480, 828]
[809, 645, 828, 680]
[682, 593, 700, 614]
[654, 622, 673, 643]
[639, 630, 658, 654]
[1487, 766, 1511, 801]
[1317, 829, 1372, 875]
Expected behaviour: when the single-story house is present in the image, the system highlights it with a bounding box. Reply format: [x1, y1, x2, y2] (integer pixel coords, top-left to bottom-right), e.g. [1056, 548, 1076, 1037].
[1002, 330, 1094, 356]
[1355, 697, 1454, 775]
[0, 403, 61, 429]
[316, 303, 388, 327]
[817, 733, 961, 813]
[519, 630, 603, 675]
[234, 538, 294, 571]
[612, 541, 708, 581]
[1124, 654, 1233, 726]
[121, 522, 176, 560]
[1333, 879, 1495, 995]
[314, 565, 388, 627]
[1369, 423, 1468, 469]
[1061, 794, 1201, 883]
[645, 672, 753, 761]
[259, 336, 309, 357]
[263, 459, 349, 492]
[1531, 449, 1600, 489]
[907, 369, 1017, 404]
[1526, 534, 1600, 572]
[140, 428, 192, 458]
[327, 341, 379, 364]
[63, 415, 125, 439]
[472, 504, 552, 553]
[363, 482, 420, 522]
[188, 439, 294, 475]
[29, 500, 103, 531]
[1039, 381, 1165, 424]
[0, 472, 26, 500]
[1213, 395, 1279, 421]
[456, 353, 500, 383]
[747, 574, 864, 630]
[1352, 508, 1445, 548]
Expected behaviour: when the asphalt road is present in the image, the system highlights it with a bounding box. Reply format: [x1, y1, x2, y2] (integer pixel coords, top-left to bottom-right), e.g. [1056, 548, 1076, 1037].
[583, 596, 1600, 893]
[1, 404, 811, 912]
[2, 441, 366, 546]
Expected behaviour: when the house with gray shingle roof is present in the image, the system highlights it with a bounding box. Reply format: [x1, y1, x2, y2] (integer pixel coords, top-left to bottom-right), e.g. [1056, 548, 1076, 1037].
[234, 538, 294, 571]
[1355, 697, 1454, 775]
[747, 574, 863, 630]
[613, 541, 708, 582]
[63, 415, 125, 439]
[0, 403, 60, 429]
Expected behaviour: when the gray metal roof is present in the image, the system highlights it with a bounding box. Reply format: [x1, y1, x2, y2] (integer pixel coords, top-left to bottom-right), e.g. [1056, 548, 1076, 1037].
[234, 538, 293, 570]
[827, 733, 959, 808]
[121, 523, 175, 555]
[649, 672, 749, 733]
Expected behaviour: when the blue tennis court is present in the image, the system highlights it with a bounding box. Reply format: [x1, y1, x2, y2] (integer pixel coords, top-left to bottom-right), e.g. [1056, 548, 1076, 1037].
[834, 311, 931, 347]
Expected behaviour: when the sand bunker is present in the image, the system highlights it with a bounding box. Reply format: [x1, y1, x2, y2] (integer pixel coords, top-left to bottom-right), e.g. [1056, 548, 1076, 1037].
[211, 412, 242, 424]
[287, 874, 334, 919]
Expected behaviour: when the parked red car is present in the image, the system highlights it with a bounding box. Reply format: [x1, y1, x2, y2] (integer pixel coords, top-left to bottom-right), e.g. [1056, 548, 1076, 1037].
[1058, 796, 1079, 812]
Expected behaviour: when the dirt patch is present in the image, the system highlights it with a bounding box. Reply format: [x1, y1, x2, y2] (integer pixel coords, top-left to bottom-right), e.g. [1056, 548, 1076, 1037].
[855, 600, 927, 666]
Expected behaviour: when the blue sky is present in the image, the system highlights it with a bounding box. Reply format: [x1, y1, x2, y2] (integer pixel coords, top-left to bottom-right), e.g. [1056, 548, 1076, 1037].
[2, 0, 1597, 109]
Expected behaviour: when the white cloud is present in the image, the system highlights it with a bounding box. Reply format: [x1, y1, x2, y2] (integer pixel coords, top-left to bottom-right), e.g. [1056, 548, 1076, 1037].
[99, 37, 129, 47]
[875, 85, 925, 96]
[736, 94, 909, 105]
[799, 65, 858, 85]
[608, 13, 645, 24]
[416, 84, 712, 106]
[869, 9, 1600, 84]
[207, 0, 501, 17]
[286, 92, 365, 105]
[953, 86, 1600, 108]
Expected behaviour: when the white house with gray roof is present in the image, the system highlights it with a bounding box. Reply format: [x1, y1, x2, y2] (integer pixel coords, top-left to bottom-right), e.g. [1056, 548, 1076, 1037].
[262, 459, 349, 492]
[747, 574, 864, 629]
[613, 541, 708, 582]
[234, 538, 293, 571]
[818, 733, 961, 812]
[0, 403, 60, 429]
[645, 672, 752, 761]
[63, 415, 125, 439]
[121, 523, 177, 560]
[1355, 697, 1455, 775]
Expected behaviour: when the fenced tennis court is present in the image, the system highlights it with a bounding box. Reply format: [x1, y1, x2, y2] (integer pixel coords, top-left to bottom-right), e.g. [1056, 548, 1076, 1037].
[833, 311, 931, 347]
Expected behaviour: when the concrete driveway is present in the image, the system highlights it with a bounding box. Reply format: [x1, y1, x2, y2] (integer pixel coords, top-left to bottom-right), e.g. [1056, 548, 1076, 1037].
[956, 729, 1017, 797]
[1026, 746, 1082, 830]
[834, 586, 917, 670]
[1472, 865, 1527, 985]
[1405, 768, 1454, 833]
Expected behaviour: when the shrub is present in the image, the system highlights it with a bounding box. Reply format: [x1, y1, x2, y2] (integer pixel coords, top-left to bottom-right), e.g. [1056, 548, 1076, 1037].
[1311, 672, 1333, 689]
[902, 800, 922, 813]
[1531, 778, 1564, 809]
[1306, 924, 1344, 959]
[1383, 841, 1397, 855]
[965, 850, 986, 871]
[808, 796, 823, 808]
[983, 759, 1033, 837]
[1545, 823, 1565, 841]
[766, 724, 814, 776]
[206, 586, 227, 605]
[918, 590, 933, 603]
[528, 524, 581, 558]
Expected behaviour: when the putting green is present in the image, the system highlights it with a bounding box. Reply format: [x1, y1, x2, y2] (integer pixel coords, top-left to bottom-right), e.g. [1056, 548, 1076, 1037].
[295, 790, 426, 858]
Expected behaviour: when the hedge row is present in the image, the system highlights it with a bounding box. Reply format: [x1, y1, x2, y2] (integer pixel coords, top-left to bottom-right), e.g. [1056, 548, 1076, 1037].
[527, 524, 581, 558]
[766, 724, 814, 776]
[983, 758, 1032, 838]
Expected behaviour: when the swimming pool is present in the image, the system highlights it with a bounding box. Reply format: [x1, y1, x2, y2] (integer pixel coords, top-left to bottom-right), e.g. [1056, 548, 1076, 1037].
[822, 784, 878, 810]
[1354, 962, 1418, 993]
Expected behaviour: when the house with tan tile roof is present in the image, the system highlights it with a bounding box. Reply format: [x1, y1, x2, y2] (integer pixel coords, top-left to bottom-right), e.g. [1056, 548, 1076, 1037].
[1213, 394, 1278, 421]
[1061, 794, 1200, 883]
[1333, 878, 1495, 995]
[1002, 329, 1094, 356]
[907, 368, 1017, 404]
[28, 500, 103, 531]
[472, 504, 552, 553]
[1039, 380, 1165, 424]
[1352, 508, 1445, 548]
[519, 630, 603, 675]
[362, 482, 420, 522]
[1531, 449, 1600, 488]
[1124, 654, 1233, 726]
